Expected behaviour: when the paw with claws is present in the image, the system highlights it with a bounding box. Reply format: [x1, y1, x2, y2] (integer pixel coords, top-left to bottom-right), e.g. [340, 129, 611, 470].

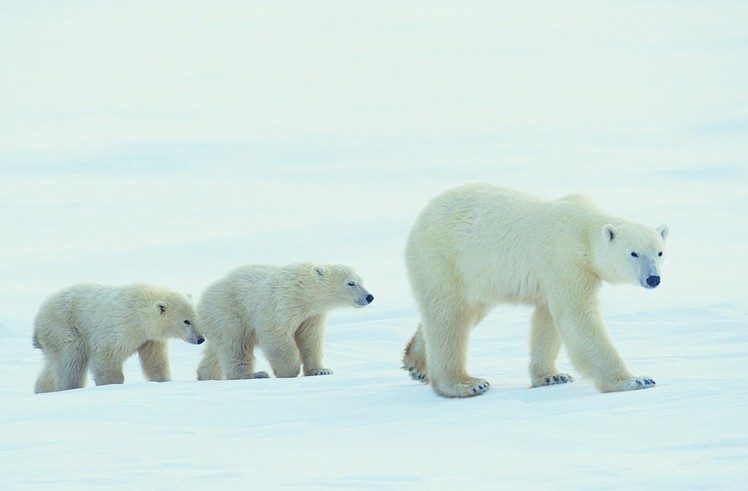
[405, 366, 428, 384]
[309, 368, 333, 376]
[532, 373, 575, 388]
[616, 377, 656, 391]
[435, 377, 490, 398]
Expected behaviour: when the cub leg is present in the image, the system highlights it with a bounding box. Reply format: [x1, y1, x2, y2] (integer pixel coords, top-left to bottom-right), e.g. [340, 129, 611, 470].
[35, 357, 58, 393]
[261, 329, 301, 378]
[221, 333, 263, 380]
[138, 340, 171, 382]
[91, 348, 126, 386]
[53, 338, 89, 391]
[295, 315, 332, 376]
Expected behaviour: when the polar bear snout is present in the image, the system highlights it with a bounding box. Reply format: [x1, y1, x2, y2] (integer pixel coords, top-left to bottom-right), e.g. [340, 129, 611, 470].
[183, 321, 205, 344]
[185, 334, 205, 345]
[356, 293, 375, 307]
[646, 275, 661, 288]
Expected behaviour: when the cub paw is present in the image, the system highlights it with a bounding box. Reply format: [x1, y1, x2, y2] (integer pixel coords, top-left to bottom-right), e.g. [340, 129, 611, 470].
[531, 373, 575, 388]
[435, 377, 490, 398]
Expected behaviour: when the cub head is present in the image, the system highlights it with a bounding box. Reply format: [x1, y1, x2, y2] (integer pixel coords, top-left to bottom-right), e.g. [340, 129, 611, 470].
[594, 223, 669, 289]
[313, 265, 374, 308]
[154, 294, 205, 345]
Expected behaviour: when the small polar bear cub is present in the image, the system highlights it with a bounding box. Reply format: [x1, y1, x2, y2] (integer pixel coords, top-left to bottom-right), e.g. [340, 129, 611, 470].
[33, 283, 204, 393]
[402, 183, 669, 398]
[197, 263, 374, 381]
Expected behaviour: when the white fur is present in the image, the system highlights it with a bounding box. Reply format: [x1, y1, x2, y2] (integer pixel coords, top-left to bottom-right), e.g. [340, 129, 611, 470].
[402, 183, 668, 398]
[196, 263, 373, 381]
[33, 283, 202, 393]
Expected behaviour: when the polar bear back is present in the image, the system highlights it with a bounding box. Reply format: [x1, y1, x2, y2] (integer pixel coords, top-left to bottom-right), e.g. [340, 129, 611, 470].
[199, 263, 365, 334]
[38, 284, 182, 337]
[406, 184, 611, 306]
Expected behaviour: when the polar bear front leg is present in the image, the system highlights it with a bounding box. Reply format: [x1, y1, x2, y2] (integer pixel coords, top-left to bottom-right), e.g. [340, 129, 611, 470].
[421, 305, 490, 398]
[138, 340, 171, 382]
[529, 305, 574, 388]
[295, 315, 332, 376]
[550, 297, 654, 392]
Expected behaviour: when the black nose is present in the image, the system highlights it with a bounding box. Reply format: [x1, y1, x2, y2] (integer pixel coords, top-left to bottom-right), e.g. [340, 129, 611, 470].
[646, 276, 660, 287]
[197, 337, 205, 345]
[365, 294, 374, 304]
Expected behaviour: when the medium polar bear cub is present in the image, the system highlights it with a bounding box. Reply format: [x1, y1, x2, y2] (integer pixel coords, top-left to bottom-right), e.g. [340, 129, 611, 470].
[403, 183, 669, 398]
[197, 263, 374, 381]
[33, 283, 204, 393]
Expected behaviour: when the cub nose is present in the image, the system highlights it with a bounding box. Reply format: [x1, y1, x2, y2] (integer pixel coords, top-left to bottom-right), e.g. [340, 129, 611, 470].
[646, 276, 660, 287]
[365, 294, 374, 304]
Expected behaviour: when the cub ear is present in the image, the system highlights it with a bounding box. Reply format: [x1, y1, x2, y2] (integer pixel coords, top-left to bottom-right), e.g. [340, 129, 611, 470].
[656, 224, 669, 241]
[313, 266, 327, 279]
[155, 301, 168, 314]
[602, 224, 617, 242]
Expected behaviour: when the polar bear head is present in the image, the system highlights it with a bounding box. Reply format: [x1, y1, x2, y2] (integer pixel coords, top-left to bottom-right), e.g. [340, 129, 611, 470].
[593, 223, 669, 289]
[313, 265, 374, 308]
[154, 293, 205, 345]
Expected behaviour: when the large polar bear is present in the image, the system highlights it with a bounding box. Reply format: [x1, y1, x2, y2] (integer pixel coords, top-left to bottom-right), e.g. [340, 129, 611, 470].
[197, 263, 374, 381]
[403, 183, 668, 398]
[33, 283, 204, 393]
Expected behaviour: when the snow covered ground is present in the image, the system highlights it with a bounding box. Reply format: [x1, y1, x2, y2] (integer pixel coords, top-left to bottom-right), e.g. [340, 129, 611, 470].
[1, 2, 747, 490]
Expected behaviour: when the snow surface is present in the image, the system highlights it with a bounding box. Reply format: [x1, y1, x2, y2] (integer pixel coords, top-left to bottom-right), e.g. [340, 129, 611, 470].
[2, 2, 747, 490]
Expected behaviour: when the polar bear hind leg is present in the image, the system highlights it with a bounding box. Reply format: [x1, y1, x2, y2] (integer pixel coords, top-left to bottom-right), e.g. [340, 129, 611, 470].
[421, 303, 490, 398]
[197, 343, 224, 380]
[50, 338, 89, 391]
[403, 325, 428, 383]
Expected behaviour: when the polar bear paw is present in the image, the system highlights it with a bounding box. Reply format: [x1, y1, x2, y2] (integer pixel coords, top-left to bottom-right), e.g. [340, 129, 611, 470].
[309, 368, 333, 376]
[615, 377, 656, 391]
[405, 366, 428, 384]
[435, 378, 490, 398]
[251, 371, 270, 379]
[531, 373, 575, 388]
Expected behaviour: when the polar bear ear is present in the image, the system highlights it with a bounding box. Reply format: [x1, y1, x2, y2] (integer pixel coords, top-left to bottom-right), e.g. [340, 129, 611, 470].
[602, 224, 617, 242]
[313, 266, 327, 279]
[155, 301, 168, 314]
[656, 224, 669, 241]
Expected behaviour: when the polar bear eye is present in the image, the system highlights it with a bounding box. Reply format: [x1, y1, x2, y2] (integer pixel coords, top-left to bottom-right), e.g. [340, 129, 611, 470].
[184, 320, 191, 325]
[347, 281, 356, 287]
[630, 252, 639, 258]
[658, 251, 663, 257]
